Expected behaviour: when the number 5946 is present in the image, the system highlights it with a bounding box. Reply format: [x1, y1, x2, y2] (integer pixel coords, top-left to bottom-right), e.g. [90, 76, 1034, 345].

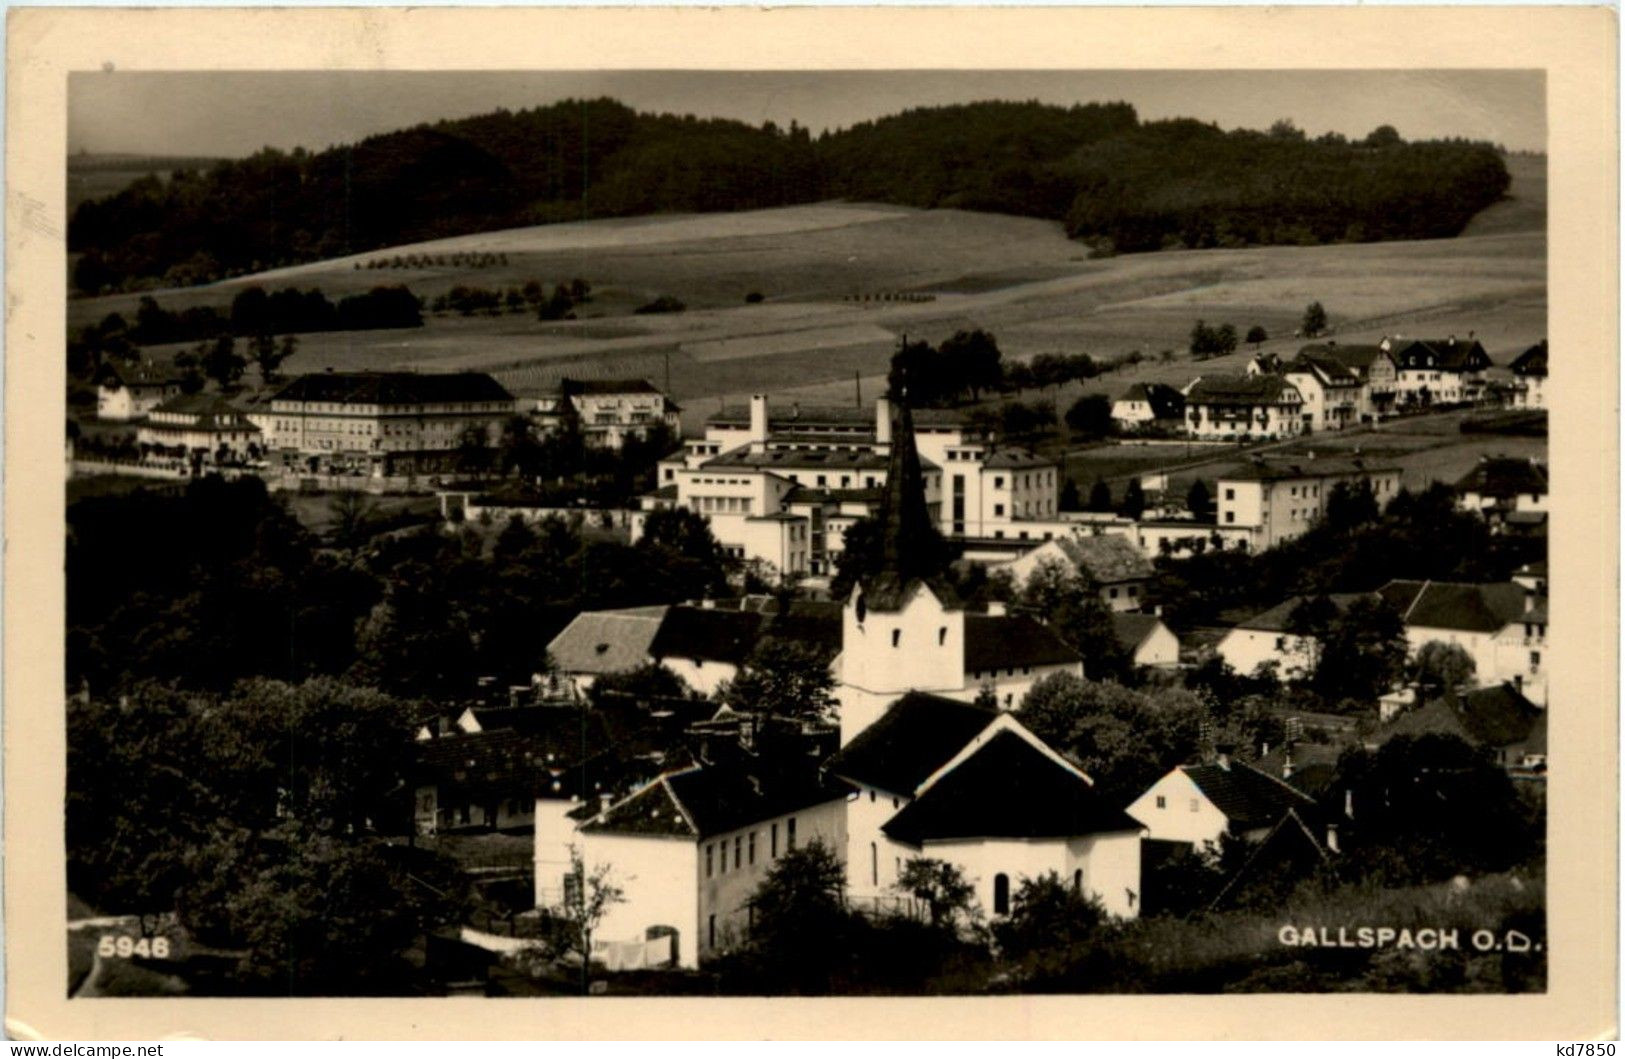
[96, 934, 170, 959]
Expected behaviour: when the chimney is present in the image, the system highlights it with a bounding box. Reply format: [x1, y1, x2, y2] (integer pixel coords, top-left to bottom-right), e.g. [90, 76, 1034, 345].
[598, 792, 613, 813]
[986, 601, 1007, 617]
[1214, 743, 1234, 770]
[748, 394, 770, 448]
[1325, 823, 1340, 854]
[874, 396, 893, 446]
[1282, 741, 1295, 779]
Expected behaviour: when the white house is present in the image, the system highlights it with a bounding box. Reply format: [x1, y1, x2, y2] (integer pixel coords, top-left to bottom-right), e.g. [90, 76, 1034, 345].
[1215, 593, 1368, 682]
[1378, 579, 1545, 703]
[1214, 455, 1402, 552]
[1111, 382, 1185, 434]
[135, 394, 261, 462]
[999, 533, 1156, 612]
[1127, 749, 1320, 847]
[1111, 612, 1180, 669]
[96, 361, 183, 422]
[544, 606, 670, 694]
[1508, 341, 1548, 410]
[573, 759, 851, 969]
[532, 378, 681, 450]
[1183, 374, 1305, 441]
[1296, 342, 1401, 421]
[1388, 335, 1494, 408]
[1454, 457, 1549, 524]
[1282, 351, 1365, 432]
[828, 694, 1146, 919]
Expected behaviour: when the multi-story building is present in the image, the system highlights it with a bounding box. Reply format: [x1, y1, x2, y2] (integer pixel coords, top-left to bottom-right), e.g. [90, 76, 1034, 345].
[1508, 340, 1548, 410]
[1214, 455, 1403, 552]
[1183, 375, 1305, 441]
[1388, 335, 1494, 408]
[1282, 351, 1365, 432]
[1454, 456, 1549, 524]
[253, 371, 515, 476]
[1111, 382, 1186, 434]
[135, 394, 261, 462]
[96, 361, 184, 422]
[638, 394, 1060, 579]
[1294, 342, 1401, 421]
[530, 377, 681, 449]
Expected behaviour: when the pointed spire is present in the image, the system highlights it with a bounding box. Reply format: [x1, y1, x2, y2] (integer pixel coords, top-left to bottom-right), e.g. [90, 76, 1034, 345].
[857, 378, 957, 611]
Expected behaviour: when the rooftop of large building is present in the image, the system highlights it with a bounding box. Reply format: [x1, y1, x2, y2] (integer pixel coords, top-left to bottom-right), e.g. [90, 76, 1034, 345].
[707, 402, 966, 431]
[1186, 374, 1303, 406]
[273, 371, 514, 406]
[1216, 455, 1397, 483]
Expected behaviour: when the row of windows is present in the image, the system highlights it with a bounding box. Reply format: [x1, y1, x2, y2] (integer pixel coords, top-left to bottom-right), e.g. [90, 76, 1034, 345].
[691, 496, 754, 515]
[1153, 795, 1202, 812]
[704, 817, 795, 879]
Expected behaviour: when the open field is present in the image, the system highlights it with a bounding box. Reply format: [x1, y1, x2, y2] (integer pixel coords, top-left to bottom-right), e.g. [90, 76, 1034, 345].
[74, 158, 1547, 445]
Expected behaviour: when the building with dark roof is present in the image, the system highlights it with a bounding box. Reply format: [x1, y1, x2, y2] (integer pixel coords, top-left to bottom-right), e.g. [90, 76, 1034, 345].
[96, 361, 185, 422]
[1386, 335, 1494, 407]
[1184, 374, 1306, 441]
[1379, 578, 1548, 706]
[1282, 351, 1366, 431]
[257, 370, 515, 476]
[999, 532, 1156, 611]
[1508, 340, 1548, 410]
[1112, 382, 1186, 432]
[1376, 683, 1543, 768]
[1110, 611, 1180, 668]
[135, 394, 261, 463]
[1214, 454, 1402, 551]
[530, 377, 680, 450]
[1128, 750, 1320, 846]
[1455, 456, 1548, 523]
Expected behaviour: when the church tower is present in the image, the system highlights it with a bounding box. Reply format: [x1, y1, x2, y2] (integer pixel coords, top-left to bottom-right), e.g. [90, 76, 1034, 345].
[836, 393, 967, 744]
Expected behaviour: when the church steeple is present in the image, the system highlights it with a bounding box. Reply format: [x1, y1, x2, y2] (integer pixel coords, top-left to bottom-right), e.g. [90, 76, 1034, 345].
[858, 386, 957, 612]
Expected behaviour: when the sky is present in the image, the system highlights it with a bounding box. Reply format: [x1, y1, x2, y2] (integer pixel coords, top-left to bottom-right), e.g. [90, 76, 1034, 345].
[68, 69, 1546, 158]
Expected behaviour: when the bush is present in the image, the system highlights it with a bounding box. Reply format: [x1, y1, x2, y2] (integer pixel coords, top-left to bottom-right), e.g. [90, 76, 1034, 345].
[635, 295, 687, 315]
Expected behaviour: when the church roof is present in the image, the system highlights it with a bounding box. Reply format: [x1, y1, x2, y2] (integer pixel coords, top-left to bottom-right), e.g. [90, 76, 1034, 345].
[858, 394, 959, 612]
[825, 692, 997, 796]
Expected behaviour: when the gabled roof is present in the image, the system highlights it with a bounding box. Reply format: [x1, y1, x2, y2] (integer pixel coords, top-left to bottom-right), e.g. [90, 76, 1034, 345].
[1232, 593, 1369, 633]
[414, 722, 612, 799]
[1207, 808, 1330, 911]
[1252, 742, 1343, 797]
[1454, 457, 1548, 498]
[825, 692, 998, 796]
[1186, 374, 1303, 406]
[1110, 611, 1168, 653]
[1116, 382, 1186, 418]
[882, 730, 1142, 846]
[1377, 580, 1530, 633]
[1049, 534, 1155, 584]
[559, 377, 662, 397]
[582, 761, 851, 840]
[547, 606, 669, 675]
[273, 371, 513, 405]
[98, 361, 181, 388]
[145, 394, 260, 432]
[1379, 683, 1542, 749]
[1298, 343, 1392, 376]
[1181, 759, 1318, 831]
[983, 448, 1056, 470]
[1509, 341, 1548, 378]
[1389, 337, 1492, 372]
[648, 607, 768, 667]
[963, 613, 1082, 673]
[1286, 352, 1361, 385]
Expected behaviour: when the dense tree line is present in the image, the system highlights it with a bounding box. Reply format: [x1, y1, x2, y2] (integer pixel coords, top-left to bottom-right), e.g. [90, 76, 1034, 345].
[70, 98, 1510, 293]
[66, 475, 728, 697]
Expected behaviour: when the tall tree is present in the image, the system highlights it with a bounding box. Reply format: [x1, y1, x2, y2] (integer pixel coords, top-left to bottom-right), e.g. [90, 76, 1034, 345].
[1314, 596, 1408, 704]
[1301, 301, 1329, 338]
[719, 639, 838, 725]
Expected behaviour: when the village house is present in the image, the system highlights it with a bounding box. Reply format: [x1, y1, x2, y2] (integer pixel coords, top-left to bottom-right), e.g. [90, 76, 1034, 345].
[1454, 456, 1549, 526]
[636, 394, 1063, 579]
[1215, 593, 1368, 681]
[1110, 382, 1186, 434]
[1374, 683, 1544, 771]
[1378, 578, 1547, 704]
[135, 394, 261, 464]
[1280, 350, 1365, 432]
[1182, 374, 1305, 441]
[998, 532, 1156, 612]
[530, 377, 681, 450]
[828, 695, 1146, 920]
[1387, 335, 1494, 408]
[543, 605, 670, 694]
[1110, 611, 1181, 669]
[1214, 455, 1402, 552]
[1296, 342, 1401, 421]
[252, 370, 515, 477]
[1127, 747, 1321, 848]
[95, 361, 184, 422]
[1508, 340, 1548, 410]
[572, 751, 852, 969]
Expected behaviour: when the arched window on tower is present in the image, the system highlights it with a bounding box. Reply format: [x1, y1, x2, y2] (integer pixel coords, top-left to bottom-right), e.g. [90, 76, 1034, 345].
[993, 873, 1010, 916]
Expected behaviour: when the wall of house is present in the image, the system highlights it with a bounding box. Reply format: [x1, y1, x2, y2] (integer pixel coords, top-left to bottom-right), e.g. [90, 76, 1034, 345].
[533, 797, 585, 909]
[963, 661, 1082, 711]
[1217, 628, 1317, 682]
[1493, 622, 1547, 706]
[1068, 831, 1145, 919]
[1133, 522, 1252, 560]
[697, 798, 848, 962]
[580, 832, 701, 969]
[842, 782, 915, 901]
[1112, 399, 1154, 426]
[840, 584, 966, 703]
[915, 837, 1072, 919]
[1404, 626, 1499, 680]
[1133, 624, 1181, 668]
[1126, 770, 1230, 847]
[657, 656, 739, 698]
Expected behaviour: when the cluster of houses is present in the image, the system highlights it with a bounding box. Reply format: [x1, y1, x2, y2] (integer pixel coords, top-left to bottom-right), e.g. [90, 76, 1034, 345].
[88, 364, 678, 477]
[1111, 334, 1543, 440]
[403, 397, 1548, 977]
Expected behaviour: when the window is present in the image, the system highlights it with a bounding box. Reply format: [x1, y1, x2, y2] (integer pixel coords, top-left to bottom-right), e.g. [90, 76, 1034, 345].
[993, 873, 1010, 915]
[709, 915, 716, 949]
[1225, 512, 1235, 524]
[1225, 488, 1235, 500]
[748, 832, 756, 865]
[892, 629, 902, 648]
[1109, 588, 1119, 599]
[734, 836, 742, 870]
[869, 789, 876, 803]
[994, 504, 1005, 517]
[787, 818, 797, 850]
[994, 477, 1004, 489]
[938, 627, 947, 646]
[871, 843, 879, 886]
[1155, 795, 1166, 809]
[706, 844, 714, 878]
[771, 823, 778, 858]
[1189, 798, 1200, 812]
[1074, 869, 1083, 892]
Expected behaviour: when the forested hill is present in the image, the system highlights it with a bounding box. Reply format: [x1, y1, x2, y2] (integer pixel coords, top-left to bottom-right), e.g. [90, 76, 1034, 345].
[69, 98, 1511, 294]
